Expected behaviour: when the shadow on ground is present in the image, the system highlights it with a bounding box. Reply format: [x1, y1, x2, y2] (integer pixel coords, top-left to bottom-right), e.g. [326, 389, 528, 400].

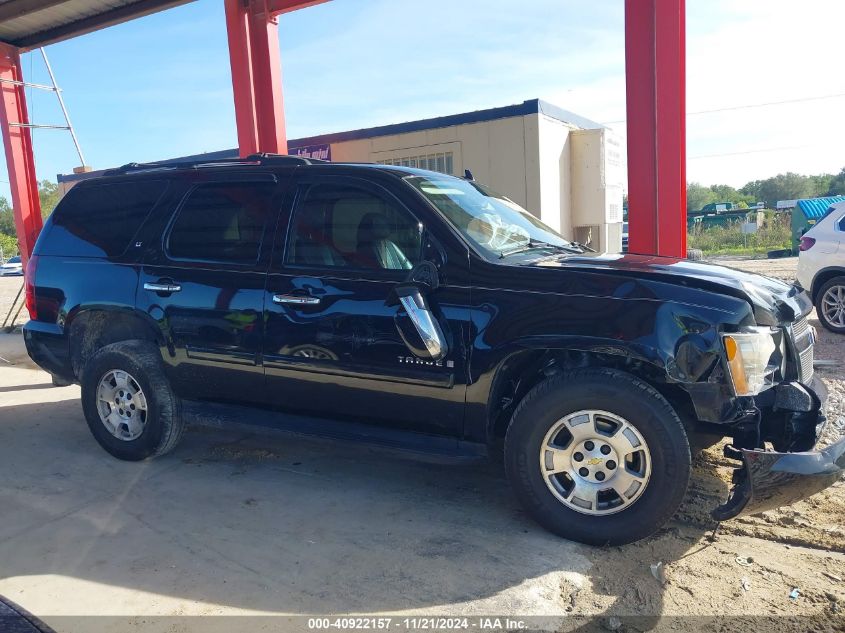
[0, 377, 722, 625]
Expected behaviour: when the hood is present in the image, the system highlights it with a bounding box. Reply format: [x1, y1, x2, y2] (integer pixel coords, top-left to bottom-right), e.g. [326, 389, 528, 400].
[529, 253, 809, 325]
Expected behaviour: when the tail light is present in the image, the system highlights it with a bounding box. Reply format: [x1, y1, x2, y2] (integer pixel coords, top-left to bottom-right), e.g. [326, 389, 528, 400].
[799, 237, 816, 251]
[24, 254, 39, 320]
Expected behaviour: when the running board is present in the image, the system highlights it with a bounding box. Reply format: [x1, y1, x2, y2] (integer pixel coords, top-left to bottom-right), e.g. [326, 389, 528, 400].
[183, 401, 488, 464]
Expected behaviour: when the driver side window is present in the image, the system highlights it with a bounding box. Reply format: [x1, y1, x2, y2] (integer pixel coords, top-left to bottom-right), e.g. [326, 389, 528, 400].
[286, 183, 422, 271]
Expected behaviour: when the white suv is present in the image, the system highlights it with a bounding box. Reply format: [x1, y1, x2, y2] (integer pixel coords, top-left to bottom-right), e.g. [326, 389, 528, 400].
[797, 201, 845, 333]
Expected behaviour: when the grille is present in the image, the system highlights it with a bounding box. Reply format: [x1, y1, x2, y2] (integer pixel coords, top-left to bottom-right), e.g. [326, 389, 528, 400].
[792, 316, 810, 340]
[789, 315, 814, 382]
[799, 345, 814, 382]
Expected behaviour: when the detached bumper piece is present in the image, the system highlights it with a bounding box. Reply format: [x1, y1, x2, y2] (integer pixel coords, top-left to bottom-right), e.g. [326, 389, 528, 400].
[712, 377, 845, 521]
[712, 436, 845, 521]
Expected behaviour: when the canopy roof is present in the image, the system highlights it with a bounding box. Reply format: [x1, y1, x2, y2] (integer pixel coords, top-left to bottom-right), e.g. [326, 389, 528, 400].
[796, 195, 845, 220]
[0, 0, 193, 49]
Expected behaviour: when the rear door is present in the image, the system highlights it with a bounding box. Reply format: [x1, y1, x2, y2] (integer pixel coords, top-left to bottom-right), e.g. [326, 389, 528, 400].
[262, 175, 472, 437]
[137, 174, 282, 403]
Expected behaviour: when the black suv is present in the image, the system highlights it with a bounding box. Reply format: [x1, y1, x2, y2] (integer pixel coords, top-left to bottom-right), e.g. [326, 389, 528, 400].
[23, 155, 844, 545]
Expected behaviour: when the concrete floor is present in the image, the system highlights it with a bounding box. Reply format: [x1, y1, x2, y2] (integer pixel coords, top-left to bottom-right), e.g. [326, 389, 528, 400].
[0, 334, 595, 629]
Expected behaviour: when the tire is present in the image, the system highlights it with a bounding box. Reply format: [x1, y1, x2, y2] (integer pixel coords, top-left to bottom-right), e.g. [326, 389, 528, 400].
[686, 248, 704, 261]
[504, 368, 691, 546]
[81, 340, 184, 461]
[814, 276, 845, 334]
[767, 248, 793, 259]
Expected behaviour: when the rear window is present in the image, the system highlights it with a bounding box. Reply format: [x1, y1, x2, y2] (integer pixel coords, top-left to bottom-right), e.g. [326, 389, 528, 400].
[41, 180, 167, 258]
[166, 183, 275, 265]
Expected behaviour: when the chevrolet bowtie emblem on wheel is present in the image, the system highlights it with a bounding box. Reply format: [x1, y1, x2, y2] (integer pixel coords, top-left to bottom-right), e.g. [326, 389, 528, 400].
[586, 457, 603, 466]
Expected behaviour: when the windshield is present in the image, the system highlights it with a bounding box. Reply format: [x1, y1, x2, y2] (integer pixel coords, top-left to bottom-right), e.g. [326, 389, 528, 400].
[7, 257, 20, 264]
[406, 176, 575, 258]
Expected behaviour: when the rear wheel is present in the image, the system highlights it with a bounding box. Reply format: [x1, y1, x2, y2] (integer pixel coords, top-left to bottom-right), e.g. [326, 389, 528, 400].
[815, 276, 845, 334]
[81, 340, 184, 461]
[504, 368, 691, 545]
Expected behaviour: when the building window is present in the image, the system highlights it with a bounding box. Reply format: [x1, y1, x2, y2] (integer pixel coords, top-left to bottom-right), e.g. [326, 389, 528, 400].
[381, 152, 454, 176]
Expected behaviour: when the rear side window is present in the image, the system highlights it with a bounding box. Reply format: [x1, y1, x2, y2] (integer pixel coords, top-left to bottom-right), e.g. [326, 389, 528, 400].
[167, 183, 275, 265]
[41, 181, 167, 258]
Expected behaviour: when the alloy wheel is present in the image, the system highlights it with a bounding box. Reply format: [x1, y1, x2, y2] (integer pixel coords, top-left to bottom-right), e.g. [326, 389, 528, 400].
[821, 284, 845, 328]
[95, 370, 148, 441]
[539, 410, 652, 515]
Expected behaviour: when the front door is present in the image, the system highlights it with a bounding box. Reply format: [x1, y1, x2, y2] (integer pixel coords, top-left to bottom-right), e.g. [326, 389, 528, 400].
[263, 176, 470, 437]
[137, 176, 280, 403]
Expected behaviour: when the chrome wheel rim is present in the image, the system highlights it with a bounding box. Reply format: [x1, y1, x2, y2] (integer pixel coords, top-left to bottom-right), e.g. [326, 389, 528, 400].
[96, 370, 148, 441]
[539, 410, 652, 516]
[821, 285, 845, 328]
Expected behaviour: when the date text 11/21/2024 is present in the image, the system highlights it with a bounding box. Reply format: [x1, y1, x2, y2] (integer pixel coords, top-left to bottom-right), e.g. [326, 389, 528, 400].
[307, 617, 527, 630]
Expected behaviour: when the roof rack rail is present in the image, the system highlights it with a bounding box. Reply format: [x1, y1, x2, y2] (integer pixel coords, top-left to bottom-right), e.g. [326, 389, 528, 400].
[245, 153, 328, 165]
[103, 153, 324, 176]
[102, 159, 250, 176]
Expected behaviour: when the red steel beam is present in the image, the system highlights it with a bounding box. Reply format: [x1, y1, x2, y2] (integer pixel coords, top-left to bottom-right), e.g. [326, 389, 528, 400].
[0, 42, 42, 266]
[266, 0, 330, 16]
[225, 0, 331, 157]
[624, 0, 687, 257]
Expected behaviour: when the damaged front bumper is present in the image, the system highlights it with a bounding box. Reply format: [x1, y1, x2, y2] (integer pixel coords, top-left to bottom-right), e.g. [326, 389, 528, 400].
[712, 377, 845, 521]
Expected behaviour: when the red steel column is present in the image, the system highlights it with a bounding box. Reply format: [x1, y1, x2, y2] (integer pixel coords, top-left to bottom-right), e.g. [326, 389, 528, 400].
[249, 6, 287, 154]
[0, 43, 42, 266]
[624, 0, 687, 257]
[225, 0, 287, 157]
[225, 0, 259, 157]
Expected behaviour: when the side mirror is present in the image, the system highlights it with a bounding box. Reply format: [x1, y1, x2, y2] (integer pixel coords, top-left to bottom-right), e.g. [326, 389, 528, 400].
[393, 285, 449, 361]
[408, 260, 439, 291]
[422, 233, 447, 271]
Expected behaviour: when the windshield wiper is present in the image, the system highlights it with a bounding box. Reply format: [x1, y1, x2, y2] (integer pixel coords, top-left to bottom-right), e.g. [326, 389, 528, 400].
[499, 240, 584, 258]
[570, 241, 597, 253]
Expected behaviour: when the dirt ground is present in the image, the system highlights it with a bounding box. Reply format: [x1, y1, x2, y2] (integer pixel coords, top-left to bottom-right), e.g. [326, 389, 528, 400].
[0, 259, 843, 632]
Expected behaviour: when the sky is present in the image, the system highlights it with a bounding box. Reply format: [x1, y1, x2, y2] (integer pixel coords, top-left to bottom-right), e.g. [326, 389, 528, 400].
[2, 0, 845, 202]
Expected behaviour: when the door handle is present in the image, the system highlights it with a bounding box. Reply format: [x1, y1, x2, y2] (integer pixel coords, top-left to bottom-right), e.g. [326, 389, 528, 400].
[144, 282, 182, 294]
[273, 294, 321, 306]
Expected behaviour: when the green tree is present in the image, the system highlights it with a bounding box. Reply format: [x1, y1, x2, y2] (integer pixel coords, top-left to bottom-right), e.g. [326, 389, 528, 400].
[0, 181, 61, 241]
[809, 174, 834, 198]
[708, 184, 755, 208]
[0, 232, 17, 258]
[827, 168, 845, 196]
[740, 172, 814, 207]
[38, 179, 61, 218]
[686, 182, 717, 212]
[0, 195, 15, 236]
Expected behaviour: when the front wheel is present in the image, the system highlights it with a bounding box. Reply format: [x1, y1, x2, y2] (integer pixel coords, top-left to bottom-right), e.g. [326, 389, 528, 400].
[504, 369, 691, 546]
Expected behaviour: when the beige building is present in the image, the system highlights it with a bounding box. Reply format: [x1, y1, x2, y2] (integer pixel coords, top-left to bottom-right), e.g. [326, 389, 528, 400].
[59, 99, 625, 252]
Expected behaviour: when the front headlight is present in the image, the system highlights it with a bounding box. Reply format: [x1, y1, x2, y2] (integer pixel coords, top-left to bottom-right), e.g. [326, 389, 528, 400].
[722, 327, 778, 396]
